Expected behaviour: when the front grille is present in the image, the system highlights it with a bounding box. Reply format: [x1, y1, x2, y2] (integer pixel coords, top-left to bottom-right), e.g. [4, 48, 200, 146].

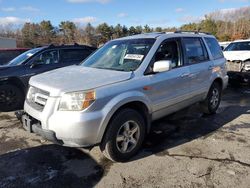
[26, 86, 50, 111]
[226, 60, 243, 72]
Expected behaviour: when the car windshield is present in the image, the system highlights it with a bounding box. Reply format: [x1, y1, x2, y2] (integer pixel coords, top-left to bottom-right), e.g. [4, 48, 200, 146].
[8, 48, 42, 66]
[224, 42, 250, 51]
[82, 38, 155, 72]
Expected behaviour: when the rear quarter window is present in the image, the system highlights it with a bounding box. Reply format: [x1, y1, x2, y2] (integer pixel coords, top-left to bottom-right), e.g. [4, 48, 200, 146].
[205, 37, 224, 59]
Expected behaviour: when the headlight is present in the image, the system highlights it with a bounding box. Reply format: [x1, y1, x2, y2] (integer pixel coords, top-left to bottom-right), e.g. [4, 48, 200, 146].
[58, 91, 95, 111]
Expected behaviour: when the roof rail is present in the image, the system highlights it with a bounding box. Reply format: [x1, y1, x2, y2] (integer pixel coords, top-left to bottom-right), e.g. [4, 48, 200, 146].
[142, 32, 166, 35]
[174, 30, 211, 35]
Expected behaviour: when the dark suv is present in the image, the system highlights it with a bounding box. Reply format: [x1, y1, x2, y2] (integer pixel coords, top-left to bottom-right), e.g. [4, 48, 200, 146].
[0, 44, 96, 111]
[0, 48, 30, 65]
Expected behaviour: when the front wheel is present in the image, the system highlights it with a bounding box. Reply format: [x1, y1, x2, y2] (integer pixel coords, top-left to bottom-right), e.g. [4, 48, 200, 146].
[100, 108, 146, 162]
[200, 82, 222, 114]
[0, 84, 24, 112]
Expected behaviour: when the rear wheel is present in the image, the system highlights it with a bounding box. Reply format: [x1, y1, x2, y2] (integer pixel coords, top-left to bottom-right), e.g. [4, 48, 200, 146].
[200, 82, 222, 114]
[100, 108, 146, 162]
[0, 84, 24, 112]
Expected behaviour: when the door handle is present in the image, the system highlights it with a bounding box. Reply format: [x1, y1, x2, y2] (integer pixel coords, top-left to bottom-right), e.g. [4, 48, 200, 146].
[180, 73, 190, 78]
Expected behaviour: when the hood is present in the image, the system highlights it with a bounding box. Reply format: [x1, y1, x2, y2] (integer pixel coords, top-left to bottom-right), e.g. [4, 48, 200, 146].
[223, 51, 250, 61]
[30, 65, 132, 96]
[0, 64, 12, 70]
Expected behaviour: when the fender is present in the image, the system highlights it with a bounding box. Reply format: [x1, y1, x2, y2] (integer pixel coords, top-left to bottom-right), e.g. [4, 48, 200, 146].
[95, 91, 152, 143]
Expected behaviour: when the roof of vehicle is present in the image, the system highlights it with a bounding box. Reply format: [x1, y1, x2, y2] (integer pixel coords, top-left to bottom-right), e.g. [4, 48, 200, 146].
[116, 31, 215, 40]
[41, 43, 96, 50]
[232, 39, 250, 43]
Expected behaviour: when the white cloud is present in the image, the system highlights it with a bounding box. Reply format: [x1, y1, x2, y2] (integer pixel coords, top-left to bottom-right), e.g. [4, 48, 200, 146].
[1, 7, 16, 12]
[179, 15, 204, 23]
[20, 6, 39, 12]
[175, 8, 184, 13]
[0, 17, 30, 26]
[67, 0, 111, 4]
[72, 16, 97, 24]
[117, 13, 128, 18]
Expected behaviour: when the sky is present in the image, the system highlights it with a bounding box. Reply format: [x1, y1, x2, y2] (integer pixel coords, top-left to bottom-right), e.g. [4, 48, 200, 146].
[0, 0, 249, 28]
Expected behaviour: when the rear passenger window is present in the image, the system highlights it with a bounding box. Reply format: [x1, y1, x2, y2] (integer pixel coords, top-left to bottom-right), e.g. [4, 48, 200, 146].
[60, 49, 91, 62]
[205, 38, 224, 59]
[183, 38, 208, 64]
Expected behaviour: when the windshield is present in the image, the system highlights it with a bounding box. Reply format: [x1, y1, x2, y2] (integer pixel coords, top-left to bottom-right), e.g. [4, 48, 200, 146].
[224, 42, 250, 51]
[82, 38, 155, 72]
[8, 48, 42, 66]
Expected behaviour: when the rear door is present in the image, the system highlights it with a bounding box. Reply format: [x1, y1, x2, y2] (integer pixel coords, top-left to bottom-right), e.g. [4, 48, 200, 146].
[182, 37, 213, 98]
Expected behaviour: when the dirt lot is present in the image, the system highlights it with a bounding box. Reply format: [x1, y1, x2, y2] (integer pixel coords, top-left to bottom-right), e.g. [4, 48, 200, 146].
[0, 86, 250, 188]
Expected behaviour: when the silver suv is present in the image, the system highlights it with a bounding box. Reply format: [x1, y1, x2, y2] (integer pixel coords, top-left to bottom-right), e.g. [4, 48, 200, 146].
[21, 31, 228, 162]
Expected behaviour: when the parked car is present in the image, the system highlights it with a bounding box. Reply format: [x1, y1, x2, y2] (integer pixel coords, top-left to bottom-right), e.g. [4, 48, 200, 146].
[0, 44, 96, 111]
[0, 48, 30, 65]
[21, 32, 228, 162]
[223, 39, 250, 84]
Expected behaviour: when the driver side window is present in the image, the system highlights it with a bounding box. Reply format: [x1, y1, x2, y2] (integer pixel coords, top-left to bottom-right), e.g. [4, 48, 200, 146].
[154, 40, 182, 69]
[32, 50, 59, 65]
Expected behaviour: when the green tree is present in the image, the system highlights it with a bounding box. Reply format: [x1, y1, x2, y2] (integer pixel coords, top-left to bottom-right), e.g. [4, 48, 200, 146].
[39, 20, 55, 44]
[83, 23, 97, 46]
[59, 21, 77, 44]
[155, 27, 163, 32]
[21, 22, 40, 47]
[96, 23, 113, 45]
[143, 24, 152, 33]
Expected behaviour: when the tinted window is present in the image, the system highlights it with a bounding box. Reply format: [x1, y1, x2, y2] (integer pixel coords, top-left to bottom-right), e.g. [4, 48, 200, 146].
[205, 38, 224, 59]
[8, 48, 42, 66]
[224, 42, 250, 51]
[60, 49, 91, 62]
[155, 40, 182, 68]
[183, 38, 208, 64]
[32, 50, 59, 65]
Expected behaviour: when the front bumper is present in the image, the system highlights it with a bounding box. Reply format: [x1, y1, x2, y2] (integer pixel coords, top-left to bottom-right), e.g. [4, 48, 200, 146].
[22, 114, 63, 145]
[23, 100, 104, 147]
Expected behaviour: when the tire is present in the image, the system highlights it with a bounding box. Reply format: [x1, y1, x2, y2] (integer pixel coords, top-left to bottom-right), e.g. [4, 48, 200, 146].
[200, 82, 222, 114]
[0, 84, 24, 112]
[100, 108, 146, 162]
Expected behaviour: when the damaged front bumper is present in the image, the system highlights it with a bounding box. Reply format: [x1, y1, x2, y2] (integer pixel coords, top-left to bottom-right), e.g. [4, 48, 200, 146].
[226, 60, 250, 83]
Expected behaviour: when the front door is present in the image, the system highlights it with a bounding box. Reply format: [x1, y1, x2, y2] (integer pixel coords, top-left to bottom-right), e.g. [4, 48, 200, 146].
[144, 39, 192, 120]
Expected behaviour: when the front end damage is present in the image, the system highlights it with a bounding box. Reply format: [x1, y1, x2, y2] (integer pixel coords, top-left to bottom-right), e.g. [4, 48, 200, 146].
[226, 60, 250, 84]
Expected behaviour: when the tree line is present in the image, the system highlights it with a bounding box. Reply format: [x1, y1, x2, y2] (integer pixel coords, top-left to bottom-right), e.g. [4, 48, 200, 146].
[0, 15, 249, 48]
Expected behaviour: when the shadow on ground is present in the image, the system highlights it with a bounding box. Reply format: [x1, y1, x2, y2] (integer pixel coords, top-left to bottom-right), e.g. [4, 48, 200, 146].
[133, 85, 250, 160]
[0, 145, 103, 188]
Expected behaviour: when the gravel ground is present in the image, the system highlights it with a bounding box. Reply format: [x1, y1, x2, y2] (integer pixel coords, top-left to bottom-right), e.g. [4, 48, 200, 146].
[0, 86, 250, 188]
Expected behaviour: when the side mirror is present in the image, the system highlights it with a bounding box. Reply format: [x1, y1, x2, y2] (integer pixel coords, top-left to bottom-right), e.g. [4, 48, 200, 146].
[30, 59, 43, 68]
[153, 60, 172, 73]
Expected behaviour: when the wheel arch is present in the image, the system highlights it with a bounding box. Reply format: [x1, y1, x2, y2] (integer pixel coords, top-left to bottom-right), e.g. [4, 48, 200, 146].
[97, 94, 152, 144]
[0, 77, 26, 95]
